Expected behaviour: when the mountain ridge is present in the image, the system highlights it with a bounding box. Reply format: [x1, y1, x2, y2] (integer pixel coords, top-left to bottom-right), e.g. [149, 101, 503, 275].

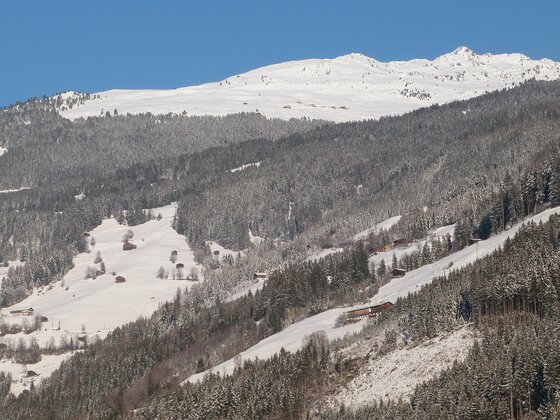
[57, 46, 560, 122]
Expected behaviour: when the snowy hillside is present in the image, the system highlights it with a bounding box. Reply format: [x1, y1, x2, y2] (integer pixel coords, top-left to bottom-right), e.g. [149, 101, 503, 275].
[188, 207, 560, 384]
[0, 204, 202, 393]
[1, 204, 200, 342]
[58, 47, 560, 122]
[330, 327, 475, 407]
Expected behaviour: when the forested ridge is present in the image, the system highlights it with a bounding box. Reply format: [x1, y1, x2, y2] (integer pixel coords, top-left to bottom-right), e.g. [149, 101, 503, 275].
[4, 80, 560, 307]
[2, 81, 560, 418]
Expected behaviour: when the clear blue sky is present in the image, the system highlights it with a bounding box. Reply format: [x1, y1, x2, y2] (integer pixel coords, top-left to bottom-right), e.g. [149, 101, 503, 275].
[1, 0, 558, 107]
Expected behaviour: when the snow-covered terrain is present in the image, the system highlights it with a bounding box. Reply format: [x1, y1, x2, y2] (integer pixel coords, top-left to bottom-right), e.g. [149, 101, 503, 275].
[0, 260, 25, 286]
[368, 223, 455, 268]
[306, 214, 403, 262]
[186, 307, 366, 383]
[230, 162, 261, 173]
[370, 207, 559, 305]
[0, 352, 79, 396]
[305, 247, 344, 263]
[225, 278, 267, 303]
[248, 229, 265, 245]
[0, 147, 7, 157]
[0, 204, 202, 390]
[0, 187, 30, 194]
[58, 47, 560, 123]
[206, 241, 246, 263]
[352, 215, 403, 241]
[2, 204, 200, 343]
[330, 327, 475, 407]
[188, 207, 560, 385]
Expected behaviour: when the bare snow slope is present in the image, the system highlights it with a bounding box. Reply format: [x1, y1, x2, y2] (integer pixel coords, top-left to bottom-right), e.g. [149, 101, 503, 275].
[58, 47, 560, 123]
[331, 327, 475, 407]
[188, 207, 560, 384]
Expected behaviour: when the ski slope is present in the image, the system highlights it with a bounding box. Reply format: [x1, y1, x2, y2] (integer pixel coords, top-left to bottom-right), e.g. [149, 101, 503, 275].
[188, 207, 560, 384]
[58, 47, 560, 123]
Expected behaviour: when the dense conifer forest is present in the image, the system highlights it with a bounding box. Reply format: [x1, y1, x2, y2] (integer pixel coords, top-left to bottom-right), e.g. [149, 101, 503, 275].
[2, 80, 560, 418]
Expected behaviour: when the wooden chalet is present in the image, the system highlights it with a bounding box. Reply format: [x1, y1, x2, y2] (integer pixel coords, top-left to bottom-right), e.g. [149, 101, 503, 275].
[213, 250, 220, 256]
[392, 268, 406, 277]
[10, 307, 34, 316]
[373, 245, 387, 254]
[115, 276, 126, 283]
[469, 238, 482, 245]
[253, 272, 268, 280]
[122, 242, 137, 251]
[345, 302, 394, 321]
[393, 238, 409, 248]
[175, 263, 185, 269]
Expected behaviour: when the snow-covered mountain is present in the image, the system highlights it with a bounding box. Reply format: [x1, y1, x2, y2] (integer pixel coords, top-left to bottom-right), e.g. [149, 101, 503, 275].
[57, 47, 560, 122]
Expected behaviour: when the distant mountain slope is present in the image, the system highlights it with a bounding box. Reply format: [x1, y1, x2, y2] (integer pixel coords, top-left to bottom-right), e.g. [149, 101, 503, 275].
[58, 47, 560, 122]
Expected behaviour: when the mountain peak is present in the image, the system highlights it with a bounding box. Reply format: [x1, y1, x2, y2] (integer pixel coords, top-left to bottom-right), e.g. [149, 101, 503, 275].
[335, 52, 376, 64]
[435, 46, 478, 61]
[451, 46, 476, 56]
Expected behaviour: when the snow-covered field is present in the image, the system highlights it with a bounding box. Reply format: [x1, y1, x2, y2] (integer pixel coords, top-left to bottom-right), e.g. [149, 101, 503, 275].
[330, 327, 475, 407]
[59, 47, 560, 123]
[189, 207, 560, 385]
[0, 204, 202, 390]
[2, 204, 200, 342]
[0, 352, 79, 396]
